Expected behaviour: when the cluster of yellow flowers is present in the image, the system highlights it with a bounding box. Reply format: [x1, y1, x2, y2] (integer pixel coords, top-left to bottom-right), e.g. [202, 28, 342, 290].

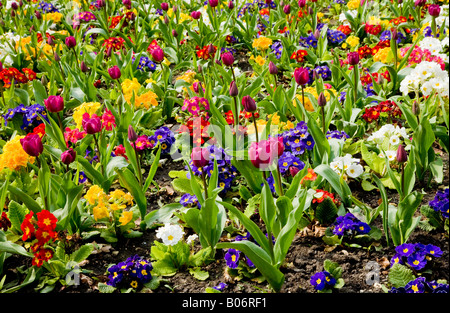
[293, 87, 337, 111]
[122, 78, 159, 109]
[252, 36, 273, 51]
[0, 135, 35, 171]
[344, 35, 360, 49]
[72, 102, 101, 129]
[42, 12, 64, 22]
[249, 54, 266, 66]
[347, 0, 360, 9]
[176, 70, 196, 84]
[268, 112, 295, 131]
[373, 47, 398, 64]
[84, 185, 134, 225]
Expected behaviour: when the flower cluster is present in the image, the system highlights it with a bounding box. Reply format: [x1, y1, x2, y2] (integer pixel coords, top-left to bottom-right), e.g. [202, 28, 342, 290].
[330, 154, 364, 179]
[278, 151, 305, 175]
[399, 61, 449, 98]
[271, 41, 283, 59]
[182, 96, 210, 116]
[20, 210, 58, 267]
[362, 100, 402, 124]
[106, 255, 153, 289]
[0, 135, 36, 171]
[429, 188, 449, 219]
[332, 212, 371, 237]
[3, 103, 48, 131]
[134, 56, 157, 72]
[326, 130, 349, 140]
[0, 67, 37, 87]
[0, 212, 11, 231]
[310, 271, 336, 291]
[187, 145, 238, 194]
[84, 186, 134, 225]
[390, 243, 443, 271]
[281, 121, 315, 156]
[389, 277, 449, 293]
[312, 189, 340, 205]
[148, 126, 175, 154]
[367, 124, 409, 157]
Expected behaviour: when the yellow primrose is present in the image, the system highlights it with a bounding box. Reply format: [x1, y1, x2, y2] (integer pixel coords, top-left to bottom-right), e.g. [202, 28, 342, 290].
[93, 204, 109, 221]
[0, 136, 35, 171]
[252, 36, 273, 51]
[119, 211, 134, 226]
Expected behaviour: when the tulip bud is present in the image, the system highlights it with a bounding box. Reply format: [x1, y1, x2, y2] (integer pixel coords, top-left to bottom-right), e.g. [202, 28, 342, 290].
[172, 5, 177, 13]
[151, 47, 164, 63]
[128, 125, 138, 142]
[308, 7, 313, 15]
[191, 147, 210, 168]
[283, 4, 291, 14]
[207, 44, 215, 55]
[391, 28, 398, 41]
[228, 1, 234, 10]
[61, 148, 76, 165]
[414, 0, 426, 7]
[161, 2, 169, 11]
[54, 51, 61, 62]
[313, 28, 321, 39]
[108, 65, 121, 80]
[65, 36, 76, 49]
[298, 0, 306, 8]
[269, 61, 278, 75]
[209, 0, 219, 8]
[412, 101, 420, 116]
[41, 75, 48, 86]
[11, 2, 18, 10]
[20, 133, 43, 157]
[0, 61, 3, 72]
[122, 0, 131, 9]
[317, 92, 326, 107]
[376, 74, 384, 85]
[347, 51, 360, 65]
[164, 15, 169, 24]
[293, 67, 309, 85]
[44, 95, 64, 113]
[221, 52, 234, 66]
[229, 81, 238, 97]
[97, 0, 106, 8]
[80, 61, 89, 73]
[172, 29, 178, 37]
[396, 144, 407, 163]
[289, 166, 300, 177]
[35, 10, 41, 20]
[428, 4, 441, 17]
[242, 95, 257, 112]
[191, 11, 201, 19]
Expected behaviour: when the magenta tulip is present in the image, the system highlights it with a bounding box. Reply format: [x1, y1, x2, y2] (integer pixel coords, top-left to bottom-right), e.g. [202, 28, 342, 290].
[108, 65, 121, 80]
[294, 67, 309, 85]
[191, 147, 210, 168]
[191, 11, 201, 19]
[347, 52, 360, 65]
[82, 113, 102, 134]
[151, 47, 164, 63]
[242, 95, 257, 113]
[65, 36, 76, 49]
[61, 148, 76, 165]
[44, 95, 64, 113]
[428, 4, 441, 17]
[20, 133, 43, 157]
[221, 52, 234, 66]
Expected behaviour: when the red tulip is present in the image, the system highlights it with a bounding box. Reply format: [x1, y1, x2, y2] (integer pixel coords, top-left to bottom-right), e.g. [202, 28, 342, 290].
[151, 47, 164, 63]
[249, 137, 283, 170]
[242, 95, 257, 112]
[221, 52, 234, 66]
[347, 52, 360, 65]
[65, 36, 76, 49]
[108, 66, 121, 80]
[428, 4, 441, 17]
[191, 11, 201, 19]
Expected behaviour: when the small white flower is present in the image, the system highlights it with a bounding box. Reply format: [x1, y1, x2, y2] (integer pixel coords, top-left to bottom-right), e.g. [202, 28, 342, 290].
[346, 164, 364, 178]
[389, 135, 400, 146]
[156, 223, 184, 246]
[385, 150, 397, 162]
[186, 234, 198, 245]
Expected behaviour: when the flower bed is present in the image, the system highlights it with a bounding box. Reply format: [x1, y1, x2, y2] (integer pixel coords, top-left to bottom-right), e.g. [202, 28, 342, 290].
[0, 0, 448, 298]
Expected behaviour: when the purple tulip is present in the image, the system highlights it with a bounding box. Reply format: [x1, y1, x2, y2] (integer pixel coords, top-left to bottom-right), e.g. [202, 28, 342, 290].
[283, 4, 291, 14]
[396, 144, 408, 163]
[161, 2, 169, 11]
[347, 52, 360, 65]
[108, 66, 121, 80]
[428, 4, 441, 17]
[242, 95, 257, 112]
[20, 133, 43, 157]
[44, 95, 64, 113]
[122, 0, 131, 9]
[65, 36, 76, 49]
[249, 137, 284, 170]
[128, 125, 138, 142]
[221, 52, 234, 66]
[209, 0, 219, 8]
[82, 113, 102, 134]
[228, 1, 234, 9]
[298, 0, 306, 8]
[269, 61, 278, 75]
[191, 147, 210, 168]
[229, 81, 238, 97]
[318, 92, 327, 107]
[294, 67, 309, 85]
[61, 148, 76, 165]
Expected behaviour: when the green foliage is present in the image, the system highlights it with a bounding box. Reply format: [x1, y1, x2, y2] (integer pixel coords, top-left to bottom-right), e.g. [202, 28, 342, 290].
[388, 263, 416, 288]
[315, 197, 338, 225]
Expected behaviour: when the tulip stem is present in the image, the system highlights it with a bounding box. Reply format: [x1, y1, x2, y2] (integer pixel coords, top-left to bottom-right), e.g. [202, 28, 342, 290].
[353, 66, 358, 103]
[252, 113, 259, 143]
[321, 106, 326, 135]
[201, 170, 208, 199]
[133, 145, 143, 187]
[276, 164, 284, 197]
[233, 96, 239, 128]
[56, 112, 64, 133]
[400, 162, 405, 201]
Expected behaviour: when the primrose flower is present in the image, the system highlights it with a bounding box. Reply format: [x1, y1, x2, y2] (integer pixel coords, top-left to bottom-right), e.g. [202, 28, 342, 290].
[224, 249, 240, 269]
[155, 223, 184, 246]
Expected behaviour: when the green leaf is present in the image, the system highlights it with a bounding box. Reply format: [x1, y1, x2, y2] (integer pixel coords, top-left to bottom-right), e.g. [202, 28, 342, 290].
[116, 168, 147, 225]
[7, 185, 42, 214]
[189, 268, 209, 281]
[70, 244, 94, 263]
[144, 203, 183, 228]
[0, 241, 33, 258]
[314, 164, 352, 207]
[98, 282, 116, 293]
[389, 263, 415, 288]
[7, 200, 27, 233]
[143, 146, 162, 192]
[216, 240, 285, 292]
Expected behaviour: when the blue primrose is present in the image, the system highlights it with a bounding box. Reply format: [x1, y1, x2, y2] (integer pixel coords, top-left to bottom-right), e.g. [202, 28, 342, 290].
[224, 249, 240, 269]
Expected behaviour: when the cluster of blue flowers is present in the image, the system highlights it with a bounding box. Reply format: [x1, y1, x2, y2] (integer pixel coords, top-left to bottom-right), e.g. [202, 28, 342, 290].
[180, 193, 200, 209]
[281, 121, 315, 156]
[278, 151, 305, 175]
[429, 188, 449, 219]
[134, 56, 157, 72]
[149, 126, 175, 154]
[390, 243, 443, 271]
[310, 271, 336, 291]
[299, 33, 318, 49]
[326, 29, 347, 44]
[106, 255, 153, 289]
[326, 130, 350, 140]
[313, 65, 332, 81]
[220, 47, 237, 56]
[271, 41, 283, 59]
[332, 212, 371, 236]
[36, 1, 59, 13]
[3, 104, 48, 131]
[187, 145, 238, 194]
[389, 277, 449, 293]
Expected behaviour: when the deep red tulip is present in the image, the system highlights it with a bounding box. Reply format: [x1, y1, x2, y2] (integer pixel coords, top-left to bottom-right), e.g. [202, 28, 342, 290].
[65, 36, 76, 49]
[347, 52, 360, 65]
[61, 148, 76, 165]
[428, 4, 441, 17]
[20, 133, 43, 157]
[294, 67, 309, 85]
[108, 66, 121, 80]
[191, 147, 210, 168]
[242, 95, 257, 112]
[82, 113, 102, 134]
[221, 52, 234, 66]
